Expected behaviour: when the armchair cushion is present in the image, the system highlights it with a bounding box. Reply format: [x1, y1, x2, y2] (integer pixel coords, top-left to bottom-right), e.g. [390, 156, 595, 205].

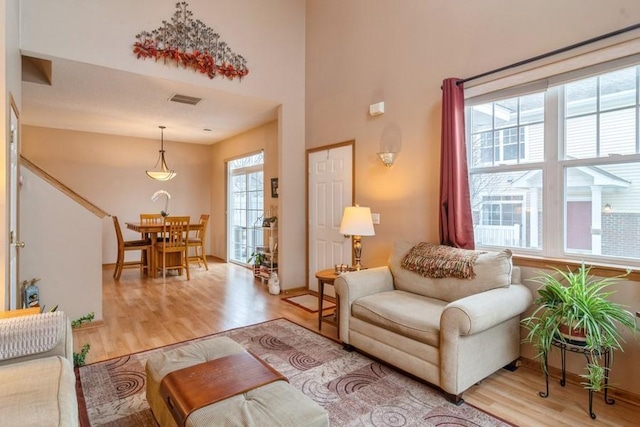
[0, 355, 77, 426]
[353, 290, 445, 347]
[389, 241, 513, 302]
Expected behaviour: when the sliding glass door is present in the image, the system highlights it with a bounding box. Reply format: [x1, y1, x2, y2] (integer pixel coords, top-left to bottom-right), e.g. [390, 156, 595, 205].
[228, 152, 264, 265]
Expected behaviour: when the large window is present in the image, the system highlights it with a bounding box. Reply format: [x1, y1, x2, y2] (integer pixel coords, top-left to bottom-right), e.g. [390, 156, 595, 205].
[466, 63, 640, 266]
[228, 152, 264, 265]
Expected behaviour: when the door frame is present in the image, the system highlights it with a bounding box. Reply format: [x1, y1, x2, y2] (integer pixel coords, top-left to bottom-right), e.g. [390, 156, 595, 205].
[305, 140, 355, 290]
[8, 95, 20, 309]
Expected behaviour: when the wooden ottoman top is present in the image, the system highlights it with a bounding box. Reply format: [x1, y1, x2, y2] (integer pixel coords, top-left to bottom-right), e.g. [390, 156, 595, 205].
[158, 342, 286, 427]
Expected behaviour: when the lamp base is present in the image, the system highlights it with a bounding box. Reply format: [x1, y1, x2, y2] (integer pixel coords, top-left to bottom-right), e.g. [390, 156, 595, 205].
[353, 235, 363, 271]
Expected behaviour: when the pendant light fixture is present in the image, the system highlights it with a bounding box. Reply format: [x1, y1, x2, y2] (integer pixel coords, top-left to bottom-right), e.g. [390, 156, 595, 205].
[146, 126, 177, 181]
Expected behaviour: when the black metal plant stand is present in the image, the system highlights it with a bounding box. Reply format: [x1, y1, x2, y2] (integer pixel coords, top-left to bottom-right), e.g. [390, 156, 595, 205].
[539, 338, 614, 419]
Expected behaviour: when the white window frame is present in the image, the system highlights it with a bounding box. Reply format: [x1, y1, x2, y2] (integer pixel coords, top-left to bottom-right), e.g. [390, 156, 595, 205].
[465, 53, 640, 268]
[227, 152, 264, 265]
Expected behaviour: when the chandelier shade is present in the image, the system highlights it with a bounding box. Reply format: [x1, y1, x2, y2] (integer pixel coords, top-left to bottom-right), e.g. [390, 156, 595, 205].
[146, 126, 177, 181]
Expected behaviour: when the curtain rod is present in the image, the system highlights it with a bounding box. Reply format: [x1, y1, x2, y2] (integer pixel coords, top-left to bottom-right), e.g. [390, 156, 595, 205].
[457, 22, 640, 86]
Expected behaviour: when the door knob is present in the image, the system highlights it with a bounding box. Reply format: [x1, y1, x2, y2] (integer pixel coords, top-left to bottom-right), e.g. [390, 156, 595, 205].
[14, 241, 25, 248]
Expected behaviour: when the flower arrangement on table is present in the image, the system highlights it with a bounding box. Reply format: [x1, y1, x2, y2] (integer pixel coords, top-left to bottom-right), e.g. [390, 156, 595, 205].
[152, 190, 171, 217]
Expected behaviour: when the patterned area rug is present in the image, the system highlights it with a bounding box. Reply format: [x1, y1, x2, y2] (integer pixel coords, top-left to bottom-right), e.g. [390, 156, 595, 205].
[77, 318, 511, 426]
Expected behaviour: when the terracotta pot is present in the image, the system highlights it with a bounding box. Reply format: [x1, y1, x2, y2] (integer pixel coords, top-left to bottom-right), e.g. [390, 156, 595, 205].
[558, 323, 587, 344]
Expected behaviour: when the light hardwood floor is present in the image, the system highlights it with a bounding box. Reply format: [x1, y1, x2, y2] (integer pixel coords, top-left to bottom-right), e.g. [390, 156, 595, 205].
[75, 260, 640, 426]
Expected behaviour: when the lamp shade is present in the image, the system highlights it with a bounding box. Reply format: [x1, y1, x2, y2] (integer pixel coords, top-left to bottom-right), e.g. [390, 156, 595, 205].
[339, 206, 375, 236]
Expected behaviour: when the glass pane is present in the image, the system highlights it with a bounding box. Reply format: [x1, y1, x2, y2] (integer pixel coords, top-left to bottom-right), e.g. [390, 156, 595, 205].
[232, 174, 246, 192]
[600, 67, 636, 111]
[470, 132, 493, 167]
[480, 132, 495, 164]
[247, 171, 263, 191]
[565, 162, 640, 261]
[502, 128, 519, 161]
[523, 123, 544, 162]
[566, 76, 597, 117]
[470, 170, 542, 249]
[468, 92, 544, 167]
[229, 151, 264, 170]
[494, 98, 518, 129]
[565, 115, 597, 159]
[520, 92, 544, 125]
[471, 103, 493, 133]
[600, 108, 636, 156]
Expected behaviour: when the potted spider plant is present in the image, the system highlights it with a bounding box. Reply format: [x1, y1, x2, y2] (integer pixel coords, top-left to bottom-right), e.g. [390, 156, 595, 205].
[247, 251, 267, 276]
[521, 263, 637, 391]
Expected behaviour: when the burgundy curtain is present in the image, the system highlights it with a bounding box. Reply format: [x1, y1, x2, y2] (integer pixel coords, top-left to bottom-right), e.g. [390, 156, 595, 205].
[439, 78, 475, 249]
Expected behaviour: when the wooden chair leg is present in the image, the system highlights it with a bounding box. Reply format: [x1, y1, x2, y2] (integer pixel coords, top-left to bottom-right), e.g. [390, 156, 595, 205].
[113, 253, 119, 279]
[142, 247, 149, 275]
[184, 248, 190, 280]
[200, 246, 208, 270]
[162, 250, 166, 281]
[195, 247, 202, 267]
[114, 249, 124, 280]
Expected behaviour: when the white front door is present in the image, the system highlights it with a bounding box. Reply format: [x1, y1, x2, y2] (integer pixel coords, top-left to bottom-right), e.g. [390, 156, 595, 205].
[308, 144, 353, 294]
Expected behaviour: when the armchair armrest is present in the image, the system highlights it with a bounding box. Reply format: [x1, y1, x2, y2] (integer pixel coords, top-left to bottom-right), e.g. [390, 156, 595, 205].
[335, 267, 394, 343]
[439, 284, 532, 396]
[441, 284, 533, 336]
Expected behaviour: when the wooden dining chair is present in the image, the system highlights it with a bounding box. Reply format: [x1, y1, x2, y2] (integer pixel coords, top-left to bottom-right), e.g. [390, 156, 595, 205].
[155, 216, 190, 281]
[188, 214, 210, 270]
[139, 213, 163, 237]
[112, 216, 151, 280]
[140, 213, 164, 224]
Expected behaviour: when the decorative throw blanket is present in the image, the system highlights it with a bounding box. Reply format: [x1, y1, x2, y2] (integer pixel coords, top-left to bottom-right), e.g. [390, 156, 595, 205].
[401, 242, 485, 279]
[0, 311, 65, 360]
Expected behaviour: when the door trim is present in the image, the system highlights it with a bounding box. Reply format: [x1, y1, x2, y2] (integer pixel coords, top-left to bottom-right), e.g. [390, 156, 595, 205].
[8, 94, 20, 309]
[305, 140, 355, 290]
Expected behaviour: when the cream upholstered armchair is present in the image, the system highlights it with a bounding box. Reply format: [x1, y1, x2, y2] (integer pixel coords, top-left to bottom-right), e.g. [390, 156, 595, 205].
[335, 241, 532, 404]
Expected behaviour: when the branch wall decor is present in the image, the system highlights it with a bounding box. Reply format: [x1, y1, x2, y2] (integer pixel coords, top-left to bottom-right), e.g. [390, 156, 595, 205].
[133, 2, 249, 81]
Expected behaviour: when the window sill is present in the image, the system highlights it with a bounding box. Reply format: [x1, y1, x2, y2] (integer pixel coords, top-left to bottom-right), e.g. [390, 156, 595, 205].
[512, 254, 640, 282]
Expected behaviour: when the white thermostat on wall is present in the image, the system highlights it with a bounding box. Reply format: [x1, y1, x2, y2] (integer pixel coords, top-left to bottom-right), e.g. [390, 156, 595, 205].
[369, 101, 385, 116]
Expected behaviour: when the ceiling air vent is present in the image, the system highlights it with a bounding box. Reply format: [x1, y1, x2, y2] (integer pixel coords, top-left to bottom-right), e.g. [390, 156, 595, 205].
[169, 93, 203, 106]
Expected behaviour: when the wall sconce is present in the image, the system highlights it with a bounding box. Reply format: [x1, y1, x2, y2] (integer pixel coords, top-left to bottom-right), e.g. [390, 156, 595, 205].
[378, 152, 398, 168]
[339, 205, 375, 271]
[603, 203, 612, 213]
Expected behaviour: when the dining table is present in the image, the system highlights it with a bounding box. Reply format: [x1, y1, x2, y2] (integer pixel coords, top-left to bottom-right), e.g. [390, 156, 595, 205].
[126, 220, 204, 278]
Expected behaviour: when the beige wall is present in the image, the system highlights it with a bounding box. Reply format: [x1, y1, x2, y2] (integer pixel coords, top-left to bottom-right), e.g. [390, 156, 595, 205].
[19, 167, 102, 320]
[305, 0, 640, 396]
[209, 121, 278, 261]
[21, 126, 211, 264]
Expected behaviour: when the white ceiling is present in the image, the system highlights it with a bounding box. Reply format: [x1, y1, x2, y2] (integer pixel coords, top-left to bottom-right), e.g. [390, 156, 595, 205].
[21, 57, 280, 145]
